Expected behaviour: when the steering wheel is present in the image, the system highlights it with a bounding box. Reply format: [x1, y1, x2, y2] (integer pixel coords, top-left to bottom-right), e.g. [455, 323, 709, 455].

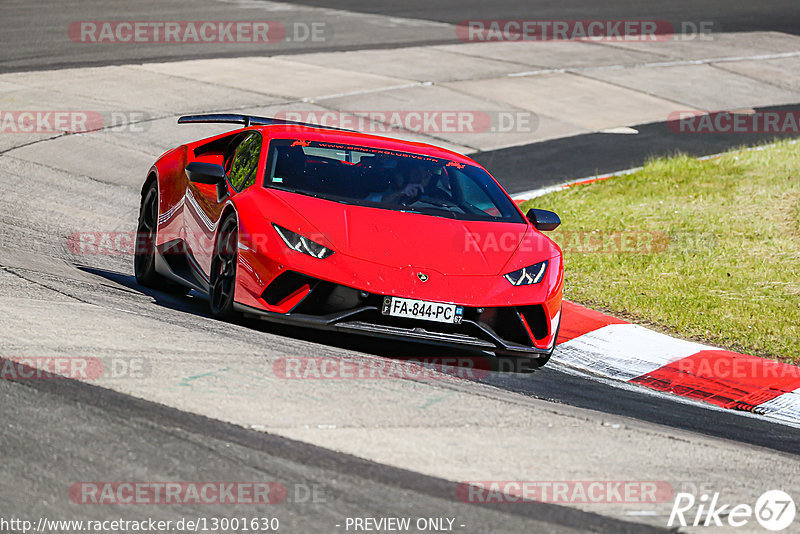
[398, 187, 423, 206]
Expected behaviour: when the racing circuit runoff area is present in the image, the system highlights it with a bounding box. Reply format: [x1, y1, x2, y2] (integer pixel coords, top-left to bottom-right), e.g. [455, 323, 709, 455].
[1, 1, 800, 533]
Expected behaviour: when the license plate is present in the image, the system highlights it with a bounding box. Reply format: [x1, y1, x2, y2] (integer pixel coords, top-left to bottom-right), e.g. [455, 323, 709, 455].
[381, 296, 463, 324]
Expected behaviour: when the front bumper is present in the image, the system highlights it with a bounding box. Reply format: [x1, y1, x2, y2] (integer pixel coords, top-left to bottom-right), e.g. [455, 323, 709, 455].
[234, 273, 560, 356]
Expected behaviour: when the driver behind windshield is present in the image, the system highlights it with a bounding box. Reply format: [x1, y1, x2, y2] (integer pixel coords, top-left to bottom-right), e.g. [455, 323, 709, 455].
[381, 160, 441, 204]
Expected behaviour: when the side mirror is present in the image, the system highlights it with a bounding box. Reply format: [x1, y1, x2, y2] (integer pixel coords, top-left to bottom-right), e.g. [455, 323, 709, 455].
[186, 162, 226, 185]
[186, 162, 229, 202]
[526, 208, 561, 231]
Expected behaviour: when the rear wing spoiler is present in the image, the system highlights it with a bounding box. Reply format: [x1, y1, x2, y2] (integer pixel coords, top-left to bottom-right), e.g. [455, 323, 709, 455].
[177, 113, 355, 132]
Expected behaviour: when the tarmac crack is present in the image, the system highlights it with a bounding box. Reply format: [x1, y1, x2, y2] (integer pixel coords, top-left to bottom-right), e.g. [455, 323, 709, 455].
[0, 266, 90, 305]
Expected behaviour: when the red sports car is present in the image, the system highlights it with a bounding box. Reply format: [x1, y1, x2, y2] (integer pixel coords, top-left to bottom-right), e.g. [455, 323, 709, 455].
[135, 114, 564, 367]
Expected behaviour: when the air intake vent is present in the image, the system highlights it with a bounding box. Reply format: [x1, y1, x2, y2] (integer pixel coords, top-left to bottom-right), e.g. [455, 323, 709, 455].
[519, 305, 548, 340]
[262, 271, 315, 306]
[478, 307, 532, 346]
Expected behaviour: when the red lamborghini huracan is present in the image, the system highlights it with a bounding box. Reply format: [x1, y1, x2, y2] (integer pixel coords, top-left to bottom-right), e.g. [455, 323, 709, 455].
[135, 114, 563, 367]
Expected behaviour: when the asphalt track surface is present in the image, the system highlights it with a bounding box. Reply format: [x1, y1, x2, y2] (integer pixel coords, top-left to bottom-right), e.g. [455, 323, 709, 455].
[3, 0, 800, 73]
[287, 0, 800, 35]
[2, 1, 800, 532]
[1, 371, 661, 533]
[476, 103, 800, 194]
[80, 267, 800, 456]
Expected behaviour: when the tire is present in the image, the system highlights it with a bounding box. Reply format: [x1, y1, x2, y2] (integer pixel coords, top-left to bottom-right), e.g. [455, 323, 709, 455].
[134, 180, 189, 295]
[209, 215, 238, 319]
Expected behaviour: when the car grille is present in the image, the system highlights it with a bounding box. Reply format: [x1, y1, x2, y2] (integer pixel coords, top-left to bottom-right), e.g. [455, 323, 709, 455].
[261, 271, 549, 349]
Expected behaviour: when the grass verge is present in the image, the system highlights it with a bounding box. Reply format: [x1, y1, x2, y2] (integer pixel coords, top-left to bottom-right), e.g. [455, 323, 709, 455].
[521, 140, 800, 364]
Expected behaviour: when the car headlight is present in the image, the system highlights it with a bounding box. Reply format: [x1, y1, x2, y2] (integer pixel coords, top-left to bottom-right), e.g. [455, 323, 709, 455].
[504, 260, 548, 286]
[272, 224, 334, 259]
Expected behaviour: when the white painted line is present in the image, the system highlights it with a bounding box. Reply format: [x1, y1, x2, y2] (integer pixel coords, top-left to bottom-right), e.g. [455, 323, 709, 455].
[637, 50, 800, 68]
[507, 51, 800, 78]
[754, 390, 800, 424]
[304, 81, 432, 102]
[599, 126, 639, 135]
[512, 166, 643, 201]
[508, 68, 567, 77]
[550, 359, 800, 429]
[553, 324, 712, 381]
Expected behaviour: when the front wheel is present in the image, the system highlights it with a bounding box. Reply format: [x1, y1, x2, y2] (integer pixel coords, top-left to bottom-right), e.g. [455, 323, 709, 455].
[209, 215, 238, 319]
[134, 181, 189, 295]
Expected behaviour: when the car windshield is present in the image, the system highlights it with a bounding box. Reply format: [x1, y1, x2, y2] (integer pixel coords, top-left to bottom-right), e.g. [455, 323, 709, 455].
[264, 139, 525, 223]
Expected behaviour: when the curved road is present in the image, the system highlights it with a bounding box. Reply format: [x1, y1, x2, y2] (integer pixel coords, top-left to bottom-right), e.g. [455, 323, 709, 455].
[1, 1, 799, 532]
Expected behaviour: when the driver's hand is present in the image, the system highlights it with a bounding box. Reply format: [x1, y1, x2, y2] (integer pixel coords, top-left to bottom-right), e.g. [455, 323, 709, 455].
[402, 183, 424, 197]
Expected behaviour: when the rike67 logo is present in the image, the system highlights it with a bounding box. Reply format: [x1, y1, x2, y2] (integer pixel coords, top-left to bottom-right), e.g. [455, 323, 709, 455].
[669, 490, 796, 531]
